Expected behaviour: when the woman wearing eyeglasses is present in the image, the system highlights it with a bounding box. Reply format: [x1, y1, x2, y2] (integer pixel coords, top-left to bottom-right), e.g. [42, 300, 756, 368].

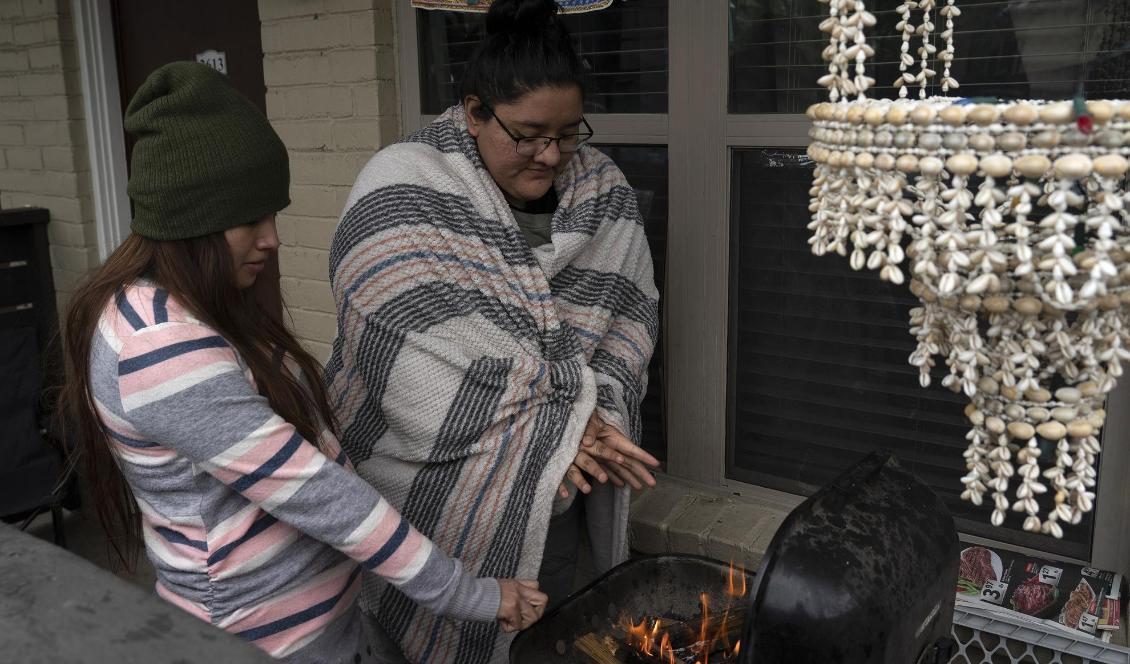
[327, 0, 660, 662]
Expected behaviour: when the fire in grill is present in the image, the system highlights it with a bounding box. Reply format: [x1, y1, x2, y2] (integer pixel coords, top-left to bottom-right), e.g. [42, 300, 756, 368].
[512, 451, 961, 664]
[511, 555, 752, 664]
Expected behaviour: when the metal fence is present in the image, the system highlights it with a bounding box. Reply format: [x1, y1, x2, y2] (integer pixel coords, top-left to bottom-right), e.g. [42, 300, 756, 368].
[952, 602, 1130, 664]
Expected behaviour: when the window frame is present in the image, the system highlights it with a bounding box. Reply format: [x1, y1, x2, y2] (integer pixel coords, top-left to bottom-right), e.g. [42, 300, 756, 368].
[391, 0, 1129, 570]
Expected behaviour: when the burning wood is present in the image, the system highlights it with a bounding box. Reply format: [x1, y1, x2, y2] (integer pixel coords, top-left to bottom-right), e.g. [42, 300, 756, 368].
[573, 633, 623, 664]
[574, 607, 744, 664]
[573, 562, 749, 664]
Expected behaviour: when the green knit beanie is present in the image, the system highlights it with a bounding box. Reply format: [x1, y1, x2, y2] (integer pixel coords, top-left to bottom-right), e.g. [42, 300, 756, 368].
[124, 61, 290, 241]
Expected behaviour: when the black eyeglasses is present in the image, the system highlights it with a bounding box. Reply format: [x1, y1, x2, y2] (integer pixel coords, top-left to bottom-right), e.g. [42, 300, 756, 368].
[482, 104, 594, 157]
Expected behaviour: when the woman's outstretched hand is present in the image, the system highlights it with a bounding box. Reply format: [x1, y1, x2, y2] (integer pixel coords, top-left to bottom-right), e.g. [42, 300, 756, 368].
[496, 579, 547, 632]
[558, 412, 661, 498]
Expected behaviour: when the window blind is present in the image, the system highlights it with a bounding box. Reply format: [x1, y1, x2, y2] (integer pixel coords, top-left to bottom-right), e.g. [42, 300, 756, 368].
[416, 0, 669, 114]
[594, 145, 668, 459]
[729, 0, 1130, 114]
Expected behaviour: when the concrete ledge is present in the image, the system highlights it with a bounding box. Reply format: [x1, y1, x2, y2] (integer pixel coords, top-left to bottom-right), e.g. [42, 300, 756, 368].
[629, 474, 792, 570]
[0, 523, 272, 663]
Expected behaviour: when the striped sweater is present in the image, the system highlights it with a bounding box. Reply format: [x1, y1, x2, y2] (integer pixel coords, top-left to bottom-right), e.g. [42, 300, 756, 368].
[89, 281, 500, 662]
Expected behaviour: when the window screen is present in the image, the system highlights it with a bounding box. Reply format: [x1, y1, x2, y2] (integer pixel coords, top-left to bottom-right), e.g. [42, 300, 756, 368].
[417, 0, 669, 114]
[729, 0, 1130, 114]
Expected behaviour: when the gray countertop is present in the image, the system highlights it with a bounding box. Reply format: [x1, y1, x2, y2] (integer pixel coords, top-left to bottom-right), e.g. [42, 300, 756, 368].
[0, 522, 273, 664]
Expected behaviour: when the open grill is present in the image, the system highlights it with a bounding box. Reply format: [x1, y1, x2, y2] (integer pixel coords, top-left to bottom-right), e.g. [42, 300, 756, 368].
[512, 451, 961, 664]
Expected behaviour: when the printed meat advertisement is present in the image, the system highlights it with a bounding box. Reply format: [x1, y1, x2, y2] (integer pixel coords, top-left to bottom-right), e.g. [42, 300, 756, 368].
[956, 545, 1124, 640]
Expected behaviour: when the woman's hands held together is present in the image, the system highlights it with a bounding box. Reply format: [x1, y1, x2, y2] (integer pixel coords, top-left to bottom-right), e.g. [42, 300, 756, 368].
[496, 579, 547, 633]
[558, 412, 661, 498]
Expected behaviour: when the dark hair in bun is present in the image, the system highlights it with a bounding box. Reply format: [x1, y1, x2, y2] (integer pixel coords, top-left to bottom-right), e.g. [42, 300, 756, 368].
[460, 0, 586, 118]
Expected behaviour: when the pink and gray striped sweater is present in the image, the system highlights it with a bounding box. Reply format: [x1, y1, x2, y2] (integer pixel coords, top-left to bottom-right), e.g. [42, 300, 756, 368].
[89, 281, 500, 662]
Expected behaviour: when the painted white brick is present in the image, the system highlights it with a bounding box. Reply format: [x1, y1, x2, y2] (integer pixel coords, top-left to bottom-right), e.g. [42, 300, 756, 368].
[0, 75, 20, 96]
[279, 245, 331, 281]
[49, 242, 96, 272]
[18, 71, 66, 96]
[33, 93, 81, 121]
[41, 144, 84, 171]
[265, 89, 286, 119]
[280, 276, 336, 314]
[0, 99, 36, 120]
[263, 53, 333, 88]
[46, 218, 94, 246]
[297, 337, 332, 364]
[6, 146, 41, 169]
[13, 19, 44, 45]
[372, 9, 393, 44]
[331, 117, 390, 151]
[257, 0, 325, 22]
[261, 14, 351, 53]
[355, 79, 398, 117]
[27, 43, 62, 69]
[21, 0, 60, 19]
[278, 214, 340, 250]
[0, 123, 24, 145]
[272, 119, 331, 150]
[329, 48, 378, 83]
[328, 0, 381, 13]
[347, 10, 376, 46]
[288, 308, 338, 346]
[286, 185, 342, 217]
[25, 119, 83, 145]
[6, 191, 87, 222]
[43, 15, 67, 42]
[0, 50, 29, 72]
[289, 151, 370, 186]
[51, 266, 85, 296]
[284, 85, 353, 119]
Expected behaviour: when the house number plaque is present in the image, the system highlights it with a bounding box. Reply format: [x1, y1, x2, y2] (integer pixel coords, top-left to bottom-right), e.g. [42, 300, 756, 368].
[194, 49, 227, 75]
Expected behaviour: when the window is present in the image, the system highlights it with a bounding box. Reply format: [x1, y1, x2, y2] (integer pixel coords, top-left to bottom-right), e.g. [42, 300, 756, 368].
[397, 0, 1130, 567]
[729, 0, 1130, 114]
[416, 0, 668, 114]
[725, 0, 1130, 561]
[726, 148, 1097, 558]
[594, 145, 669, 459]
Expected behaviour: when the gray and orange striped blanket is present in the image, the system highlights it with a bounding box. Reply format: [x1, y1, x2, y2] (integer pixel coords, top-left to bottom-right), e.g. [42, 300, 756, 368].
[326, 105, 658, 664]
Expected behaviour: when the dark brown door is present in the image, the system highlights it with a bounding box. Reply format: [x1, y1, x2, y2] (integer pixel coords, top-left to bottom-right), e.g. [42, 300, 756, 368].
[111, 0, 283, 321]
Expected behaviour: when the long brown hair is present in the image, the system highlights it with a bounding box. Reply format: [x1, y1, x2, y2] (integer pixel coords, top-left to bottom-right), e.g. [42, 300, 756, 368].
[60, 231, 339, 569]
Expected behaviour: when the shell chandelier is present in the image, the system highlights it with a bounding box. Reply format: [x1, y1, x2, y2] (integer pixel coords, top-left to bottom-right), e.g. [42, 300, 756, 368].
[806, 0, 1130, 537]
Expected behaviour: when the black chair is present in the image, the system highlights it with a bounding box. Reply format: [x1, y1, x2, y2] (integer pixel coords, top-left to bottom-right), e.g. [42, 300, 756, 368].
[0, 327, 72, 546]
[0, 207, 73, 547]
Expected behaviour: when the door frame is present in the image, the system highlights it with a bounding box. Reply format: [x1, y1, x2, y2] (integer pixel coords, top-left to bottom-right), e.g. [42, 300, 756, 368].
[73, 0, 131, 262]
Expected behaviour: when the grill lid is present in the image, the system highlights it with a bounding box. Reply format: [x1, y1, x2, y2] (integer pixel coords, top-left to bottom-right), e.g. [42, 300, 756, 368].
[739, 450, 959, 664]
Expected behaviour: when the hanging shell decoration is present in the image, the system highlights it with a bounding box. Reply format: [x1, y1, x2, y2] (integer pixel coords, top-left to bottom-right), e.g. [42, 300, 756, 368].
[806, 0, 1130, 538]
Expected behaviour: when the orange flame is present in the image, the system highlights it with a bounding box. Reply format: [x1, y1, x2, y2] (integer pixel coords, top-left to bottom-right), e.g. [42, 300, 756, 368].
[728, 560, 747, 598]
[698, 593, 711, 663]
[622, 616, 648, 653]
[659, 632, 676, 664]
[617, 562, 749, 663]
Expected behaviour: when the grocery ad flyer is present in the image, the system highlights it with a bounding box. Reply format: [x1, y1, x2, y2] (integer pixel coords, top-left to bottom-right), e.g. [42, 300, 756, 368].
[957, 544, 1124, 639]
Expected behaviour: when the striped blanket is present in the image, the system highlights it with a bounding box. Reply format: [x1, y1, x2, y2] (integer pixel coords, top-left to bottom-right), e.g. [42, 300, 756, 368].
[326, 105, 658, 663]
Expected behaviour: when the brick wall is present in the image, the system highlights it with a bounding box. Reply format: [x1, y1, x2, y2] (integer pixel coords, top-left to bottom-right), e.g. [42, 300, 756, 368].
[0, 0, 97, 313]
[258, 0, 400, 360]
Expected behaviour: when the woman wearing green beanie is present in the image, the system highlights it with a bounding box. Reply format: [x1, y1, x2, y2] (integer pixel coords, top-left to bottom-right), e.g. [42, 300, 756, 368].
[60, 61, 545, 663]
